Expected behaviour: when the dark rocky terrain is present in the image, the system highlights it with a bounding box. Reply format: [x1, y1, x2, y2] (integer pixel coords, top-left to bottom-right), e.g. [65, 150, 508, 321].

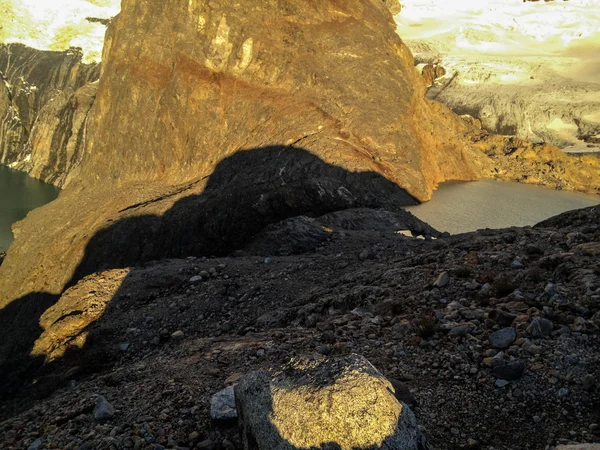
[0, 206, 599, 449]
[0, 0, 599, 448]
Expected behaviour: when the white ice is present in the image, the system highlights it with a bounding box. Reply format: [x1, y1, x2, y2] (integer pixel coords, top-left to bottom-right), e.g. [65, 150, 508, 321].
[395, 0, 600, 149]
[0, 0, 121, 63]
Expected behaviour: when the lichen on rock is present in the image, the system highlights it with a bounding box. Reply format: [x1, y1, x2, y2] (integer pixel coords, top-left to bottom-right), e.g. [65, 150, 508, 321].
[235, 354, 427, 450]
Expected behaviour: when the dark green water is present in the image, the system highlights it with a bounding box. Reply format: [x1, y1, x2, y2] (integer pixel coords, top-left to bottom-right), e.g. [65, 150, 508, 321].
[0, 166, 59, 252]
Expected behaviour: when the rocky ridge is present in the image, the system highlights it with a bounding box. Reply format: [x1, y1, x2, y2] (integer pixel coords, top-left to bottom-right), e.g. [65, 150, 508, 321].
[0, 0, 484, 309]
[0, 206, 598, 449]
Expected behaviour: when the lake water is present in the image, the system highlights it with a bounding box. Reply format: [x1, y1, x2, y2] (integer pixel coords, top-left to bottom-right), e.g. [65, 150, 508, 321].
[1, 172, 598, 251]
[0, 166, 59, 252]
[406, 180, 600, 235]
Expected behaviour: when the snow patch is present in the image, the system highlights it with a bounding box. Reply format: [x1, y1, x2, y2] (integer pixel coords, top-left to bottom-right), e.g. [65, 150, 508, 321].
[0, 0, 121, 63]
[584, 112, 600, 124]
[395, 0, 600, 149]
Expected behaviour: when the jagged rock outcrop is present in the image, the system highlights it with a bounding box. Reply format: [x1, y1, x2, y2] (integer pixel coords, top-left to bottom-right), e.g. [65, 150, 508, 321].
[0, 44, 99, 186]
[420, 64, 445, 87]
[242, 207, 440, 256]
[79, 0, 474, 197]
[382, 0, 402, 15]
[0, 0, 484, 305]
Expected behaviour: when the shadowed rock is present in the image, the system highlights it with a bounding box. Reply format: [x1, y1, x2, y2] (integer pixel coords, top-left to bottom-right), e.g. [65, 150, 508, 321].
[243, 208, 438, 256]
[0, 146, 424, 398]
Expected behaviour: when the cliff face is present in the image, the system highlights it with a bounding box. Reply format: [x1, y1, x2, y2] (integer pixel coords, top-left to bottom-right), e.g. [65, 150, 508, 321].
[0, 44, 99, 186]
[0, 0, 486, 305]
[79, 0, 476, 198]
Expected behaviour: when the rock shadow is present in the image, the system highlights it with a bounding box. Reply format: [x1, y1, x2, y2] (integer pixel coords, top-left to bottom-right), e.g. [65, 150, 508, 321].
[71, 146, 419, 278]
[0, 145, 423, 415]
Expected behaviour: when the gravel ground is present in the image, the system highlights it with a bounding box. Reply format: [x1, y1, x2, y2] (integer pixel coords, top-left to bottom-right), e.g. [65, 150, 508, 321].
[0, 207, 599, 450]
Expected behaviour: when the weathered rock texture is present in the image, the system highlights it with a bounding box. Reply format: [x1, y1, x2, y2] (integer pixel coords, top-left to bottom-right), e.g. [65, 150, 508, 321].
[428, 72, 600, 150]
[235, 354, 425, 450]
[466, 122, 600, 194]
[80, 0, 475, 197]
[0, 0, 483, 305]
[0, 44, 99, 186]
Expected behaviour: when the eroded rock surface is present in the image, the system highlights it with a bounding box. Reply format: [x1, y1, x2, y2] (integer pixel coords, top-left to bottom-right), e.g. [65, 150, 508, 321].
[0, 43, 99, 186]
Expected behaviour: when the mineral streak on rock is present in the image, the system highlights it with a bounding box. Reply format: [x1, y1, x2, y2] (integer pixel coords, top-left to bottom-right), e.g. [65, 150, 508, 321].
[80, 0, 476, 198]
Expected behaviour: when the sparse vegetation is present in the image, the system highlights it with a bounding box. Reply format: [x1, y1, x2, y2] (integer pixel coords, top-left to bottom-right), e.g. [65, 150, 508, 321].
[526, 266, 543, 282]
[415, 311, 437, 339]
[493, 275, 518, 298]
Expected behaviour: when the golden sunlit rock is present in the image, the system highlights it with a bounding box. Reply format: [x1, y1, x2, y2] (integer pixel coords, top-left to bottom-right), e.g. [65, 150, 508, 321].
[236, 354, 426, 450]
[30, 268, 129, 363]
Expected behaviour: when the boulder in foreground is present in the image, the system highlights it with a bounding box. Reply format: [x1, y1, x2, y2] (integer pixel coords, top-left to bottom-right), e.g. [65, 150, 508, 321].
[235, 354, 427, 450]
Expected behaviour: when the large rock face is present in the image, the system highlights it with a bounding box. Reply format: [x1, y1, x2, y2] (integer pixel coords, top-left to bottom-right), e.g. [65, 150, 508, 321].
[0, 0, 483, 306]
[0, 44, 100, 186]
[79, 0, 476, 197]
